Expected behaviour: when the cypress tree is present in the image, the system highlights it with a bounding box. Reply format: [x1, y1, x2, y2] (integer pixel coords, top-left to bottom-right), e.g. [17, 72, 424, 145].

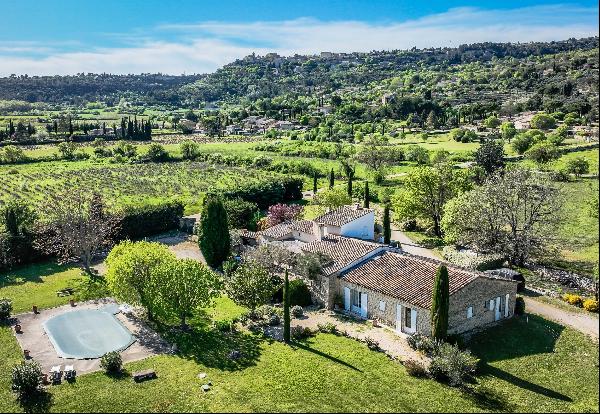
[383, 204, 391, 244]
[431, 265, 450, 340]
[364, 181, 370, 208]
[198, 194, 231, 269]
[283, 269, 291, 343]
[68, 118, 73, 136]
[329, 168, 335, 189]
[313, 172, 318, 194]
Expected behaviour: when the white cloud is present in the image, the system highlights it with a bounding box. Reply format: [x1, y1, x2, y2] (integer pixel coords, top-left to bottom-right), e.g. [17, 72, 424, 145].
[0, 5, 597, 76]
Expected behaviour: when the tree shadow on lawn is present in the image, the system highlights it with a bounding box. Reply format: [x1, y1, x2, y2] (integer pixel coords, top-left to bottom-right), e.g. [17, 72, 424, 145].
[17, 390, 53, 414]
[467, 314, 572, 403]
[0, 262, 72, 287]
[291, 339, 363, 373]
[163, 325, 263, 372]
[468, 314, 564, 363]
[461, 385, 516, 412]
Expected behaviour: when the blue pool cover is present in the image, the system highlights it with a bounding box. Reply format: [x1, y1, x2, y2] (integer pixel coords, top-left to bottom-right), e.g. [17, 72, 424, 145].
[43, 308, 134, 359]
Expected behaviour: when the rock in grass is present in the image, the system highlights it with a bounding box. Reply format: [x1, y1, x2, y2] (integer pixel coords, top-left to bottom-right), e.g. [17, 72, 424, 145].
[197, 373, 207, 379]
[202, 384, 211, 392]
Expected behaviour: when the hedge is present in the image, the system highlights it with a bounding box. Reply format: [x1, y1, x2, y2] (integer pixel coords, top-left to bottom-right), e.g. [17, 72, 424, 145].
[221, 177, 303, 209]
[116, 201, 184, 240]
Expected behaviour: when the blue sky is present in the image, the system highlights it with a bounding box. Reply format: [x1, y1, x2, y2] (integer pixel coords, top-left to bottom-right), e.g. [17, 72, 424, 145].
[1, 0, 598, 75]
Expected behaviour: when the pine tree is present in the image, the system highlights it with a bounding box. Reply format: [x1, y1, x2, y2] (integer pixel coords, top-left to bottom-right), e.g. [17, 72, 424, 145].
[328, 168, 335, 189]
[198, 194, 231, 269]
[383, 204, 391, 244]
[283, 269, 291, 343]
[431, 265, 450, 340]
[364, 181, 370, 208]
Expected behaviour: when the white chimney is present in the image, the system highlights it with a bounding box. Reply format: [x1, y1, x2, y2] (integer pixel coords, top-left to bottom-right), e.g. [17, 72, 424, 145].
[312, 222, 327, 241]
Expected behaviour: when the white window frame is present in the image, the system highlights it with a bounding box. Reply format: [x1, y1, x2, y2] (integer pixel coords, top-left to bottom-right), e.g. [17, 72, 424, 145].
[467, 306, 473, 319]
[379, 300, 386, 312]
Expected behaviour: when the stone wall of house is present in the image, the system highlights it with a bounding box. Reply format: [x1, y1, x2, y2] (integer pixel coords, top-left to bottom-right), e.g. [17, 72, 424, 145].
[448, 277, 518, 335]
[338, 280, 431, 335]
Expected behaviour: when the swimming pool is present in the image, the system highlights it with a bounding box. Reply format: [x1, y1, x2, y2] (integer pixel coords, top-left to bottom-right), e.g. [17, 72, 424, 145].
[43, 307, 135, 359]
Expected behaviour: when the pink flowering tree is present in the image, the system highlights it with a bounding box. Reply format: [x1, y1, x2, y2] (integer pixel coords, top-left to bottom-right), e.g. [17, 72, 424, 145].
[266, 204, 304, 227]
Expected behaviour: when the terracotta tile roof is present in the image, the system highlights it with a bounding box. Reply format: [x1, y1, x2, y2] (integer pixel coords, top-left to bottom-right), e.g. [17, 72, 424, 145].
[259, 222, 294, 240]
[258, 220, 315, 240]
[341, 252, 480, 309]
[301, 234, 382, 275]
[289, 220, 316, 235]
[315, 205, 373, 227]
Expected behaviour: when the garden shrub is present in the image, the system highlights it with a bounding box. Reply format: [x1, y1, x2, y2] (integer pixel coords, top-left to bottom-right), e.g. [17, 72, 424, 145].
[222, 177, 303, 209]
[268, 314, 281, 326]
[288, 279, 312, 307]
[291, 305, 304, 318]
[404, 359, 428, 378]
[583, 298, 599, 313]
[317, 322, 338, 334]
[399, 219, 417, 232]
[514, 297, 526, 315]
[562, 293, 583, 307]
[213, 319, 237, 332]
[363, 336, 380, 351]
[428, 343, 479, 387]
[12, 361, 43, 396]
[0, 298, 13, 321]
[291, 325, 314, 340]
[407, 333, 440, 355]
[100, 351, 123, 374]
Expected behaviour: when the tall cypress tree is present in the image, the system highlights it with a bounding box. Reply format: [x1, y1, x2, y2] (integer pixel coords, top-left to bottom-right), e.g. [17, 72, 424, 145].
[283, 269, 291, 343]
[431, 265, 450, 340]
[198, 194, 231, 269]
[328, 168, 335, 189]
[364, 181, 370, 208]
[383, 204, 391, 244]
[313, 172, 318, 194]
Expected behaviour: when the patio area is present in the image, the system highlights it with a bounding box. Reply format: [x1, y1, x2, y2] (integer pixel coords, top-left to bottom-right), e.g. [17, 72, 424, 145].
[11, 298, 172, 376]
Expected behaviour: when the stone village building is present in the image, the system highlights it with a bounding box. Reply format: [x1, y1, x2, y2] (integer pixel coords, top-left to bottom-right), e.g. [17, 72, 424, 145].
[242, 204, 518, 336]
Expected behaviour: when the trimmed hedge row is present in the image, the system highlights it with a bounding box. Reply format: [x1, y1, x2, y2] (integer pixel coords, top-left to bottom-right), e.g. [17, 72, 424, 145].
[441, 246, 505, 271]
[221, 177, 303, 209]
[117, 201, 184, 240]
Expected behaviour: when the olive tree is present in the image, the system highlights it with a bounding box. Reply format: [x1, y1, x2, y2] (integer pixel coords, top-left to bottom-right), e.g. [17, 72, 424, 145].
[226, 260, 275, 313]
[442, 168, 561, 265]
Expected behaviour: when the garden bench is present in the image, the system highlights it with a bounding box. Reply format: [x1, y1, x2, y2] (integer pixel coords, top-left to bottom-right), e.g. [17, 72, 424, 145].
[133, 369, 157, 383]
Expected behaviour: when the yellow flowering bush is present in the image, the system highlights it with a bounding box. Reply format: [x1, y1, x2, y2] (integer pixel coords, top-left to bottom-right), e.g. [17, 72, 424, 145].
[562, 293, 583, 307]
[583, 298, 599, 313]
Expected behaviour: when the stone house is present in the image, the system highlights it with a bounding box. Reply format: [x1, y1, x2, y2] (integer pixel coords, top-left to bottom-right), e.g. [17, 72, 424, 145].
[246, 205, 518, 336]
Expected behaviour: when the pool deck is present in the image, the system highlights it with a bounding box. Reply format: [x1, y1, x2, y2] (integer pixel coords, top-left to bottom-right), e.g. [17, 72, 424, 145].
[11, 298, 172, 376]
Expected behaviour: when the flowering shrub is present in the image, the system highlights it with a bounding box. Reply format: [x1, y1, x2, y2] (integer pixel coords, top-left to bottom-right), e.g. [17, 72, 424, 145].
[562, 293, 583, 307]
[583, 298, 599, 313]
[266, 203, 304, 227]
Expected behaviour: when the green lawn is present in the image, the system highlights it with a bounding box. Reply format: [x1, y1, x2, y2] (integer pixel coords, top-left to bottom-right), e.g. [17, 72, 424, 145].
[0, 263, 87, 313]
[0, 263, 598, 413]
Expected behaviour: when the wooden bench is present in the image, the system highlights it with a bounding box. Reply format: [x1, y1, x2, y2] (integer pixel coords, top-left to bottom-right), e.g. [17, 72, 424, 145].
[132, 369, 157, 383]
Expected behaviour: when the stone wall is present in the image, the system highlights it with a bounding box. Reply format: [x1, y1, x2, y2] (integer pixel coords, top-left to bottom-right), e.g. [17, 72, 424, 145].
[338, 280, 431, 335]
[448, 277, 518, 335]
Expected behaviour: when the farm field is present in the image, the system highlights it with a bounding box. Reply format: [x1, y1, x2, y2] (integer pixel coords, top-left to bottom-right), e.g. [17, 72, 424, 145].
[0, 265, 598, 413]
[0, 159, 288, 214]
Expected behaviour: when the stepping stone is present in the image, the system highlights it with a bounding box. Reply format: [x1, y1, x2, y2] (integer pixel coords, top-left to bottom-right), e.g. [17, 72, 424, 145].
[202, 384, 211, 392]
[197, 373, 207, 379]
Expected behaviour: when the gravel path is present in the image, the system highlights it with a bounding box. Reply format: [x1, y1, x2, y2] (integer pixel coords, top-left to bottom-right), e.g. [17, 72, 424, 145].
[390, 228, 441, 260]
[524, 297, 599, 339]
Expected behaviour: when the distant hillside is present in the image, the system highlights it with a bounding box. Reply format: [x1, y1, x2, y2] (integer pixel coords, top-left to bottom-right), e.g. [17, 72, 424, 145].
[0, 37, 597, 110]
